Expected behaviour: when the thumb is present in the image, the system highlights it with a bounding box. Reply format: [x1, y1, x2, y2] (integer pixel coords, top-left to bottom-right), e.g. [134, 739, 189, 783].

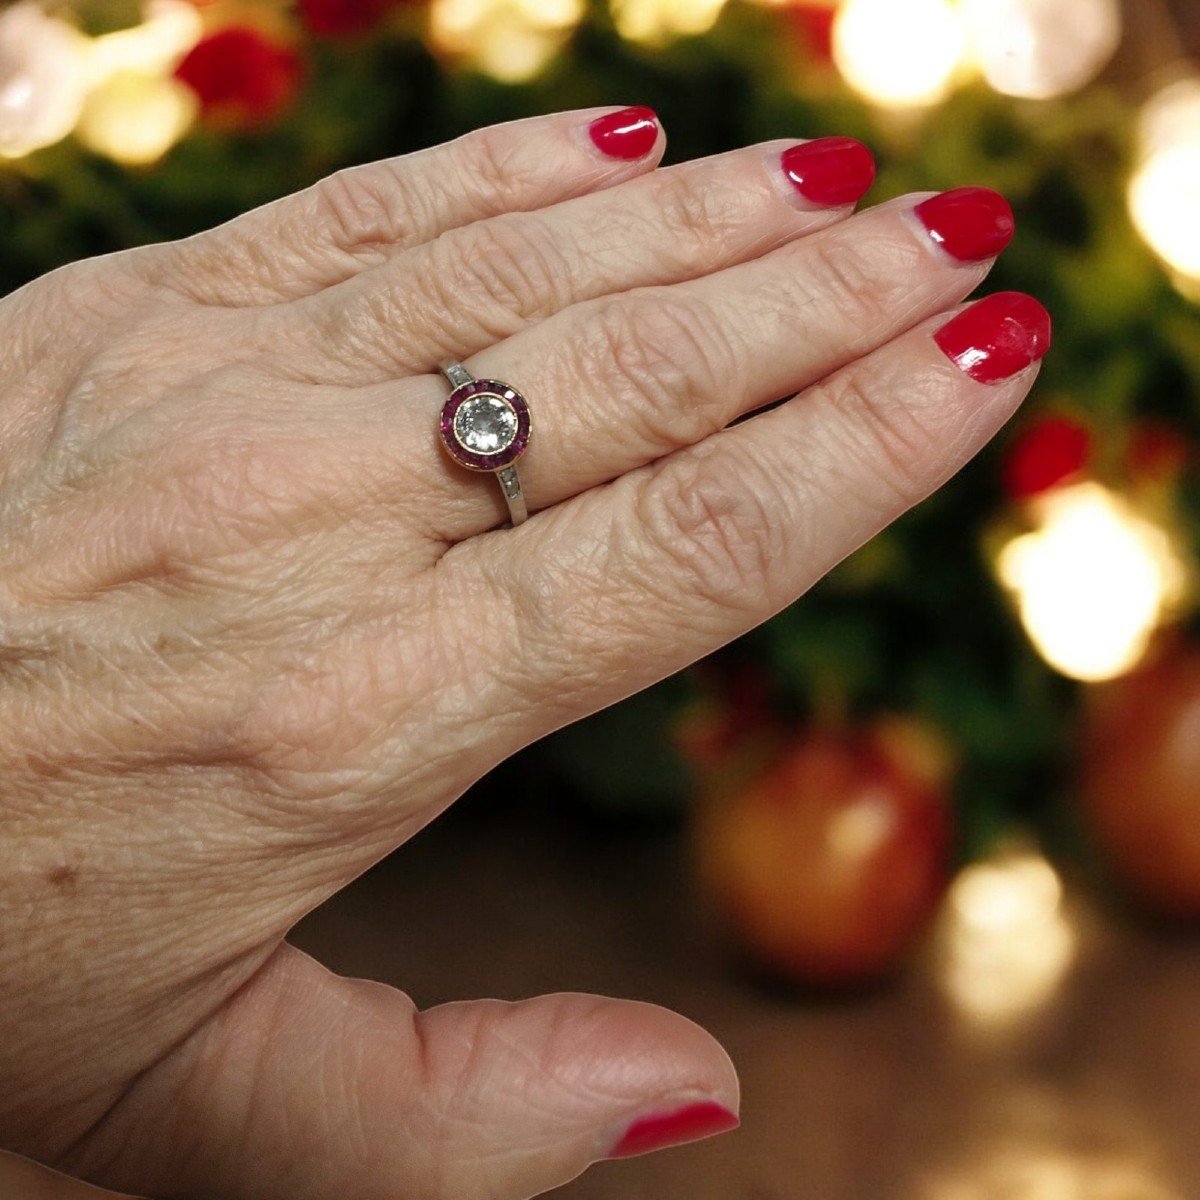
[69, 945, 740, 1200]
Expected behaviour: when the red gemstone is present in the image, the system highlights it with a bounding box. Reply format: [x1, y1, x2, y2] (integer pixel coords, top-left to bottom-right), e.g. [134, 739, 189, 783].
[439, 380, 531, 473]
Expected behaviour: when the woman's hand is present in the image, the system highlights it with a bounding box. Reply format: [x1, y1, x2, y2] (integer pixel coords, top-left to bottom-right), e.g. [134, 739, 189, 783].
[0, 107, 1045, 1200]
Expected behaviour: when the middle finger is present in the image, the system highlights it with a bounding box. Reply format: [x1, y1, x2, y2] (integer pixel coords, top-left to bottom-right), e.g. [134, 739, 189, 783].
[279, 137, 878, 383]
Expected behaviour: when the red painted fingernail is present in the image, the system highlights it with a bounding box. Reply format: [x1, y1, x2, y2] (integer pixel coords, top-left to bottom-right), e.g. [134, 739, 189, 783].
[588, 106, 660, 160]
[935, 292, 1052, 383]
[915, 186, 1015, 262]
[606, 1101, 740, 1159]
[780, 137, 876, 207]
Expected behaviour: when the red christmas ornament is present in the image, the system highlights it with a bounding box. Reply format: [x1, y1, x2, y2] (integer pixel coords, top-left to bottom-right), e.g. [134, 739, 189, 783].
[1002, 415, 1091, 501]
[694, 718, 953, 987]
[299, 0, 395, 37]
[174, 27, 303, 127]
[1080, 641, 1200, 920]
[789, 2, 837, 65]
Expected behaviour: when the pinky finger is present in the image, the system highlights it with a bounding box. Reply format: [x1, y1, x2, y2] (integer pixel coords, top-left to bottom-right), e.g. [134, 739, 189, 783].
[464, 292, 1050, 736]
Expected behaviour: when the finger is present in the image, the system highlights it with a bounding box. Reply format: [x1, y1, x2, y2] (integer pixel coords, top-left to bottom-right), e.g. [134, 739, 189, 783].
[284, 136, 877, 381]
[0, 1154, 143, 1199]
[66, 945, 738, 1200]
[393, 186, 1016, 539]
[149, 107, 666, 306]
[453, 293, 1049, 746]
[0, 148, 880, 597]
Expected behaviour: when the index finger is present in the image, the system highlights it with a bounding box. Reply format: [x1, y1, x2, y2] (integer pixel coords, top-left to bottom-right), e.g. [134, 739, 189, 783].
[150, 106, 665, 306]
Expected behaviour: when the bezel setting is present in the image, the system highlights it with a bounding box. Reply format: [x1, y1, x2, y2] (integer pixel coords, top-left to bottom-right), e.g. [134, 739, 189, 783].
[438, 378, 531, 472]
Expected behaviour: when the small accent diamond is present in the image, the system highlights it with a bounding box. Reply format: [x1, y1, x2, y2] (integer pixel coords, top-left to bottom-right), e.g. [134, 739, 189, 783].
[455, 394, 518, 455]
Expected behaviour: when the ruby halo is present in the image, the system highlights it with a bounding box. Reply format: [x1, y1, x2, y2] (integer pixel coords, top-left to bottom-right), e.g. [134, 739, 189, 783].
[438, 378, 531, 473]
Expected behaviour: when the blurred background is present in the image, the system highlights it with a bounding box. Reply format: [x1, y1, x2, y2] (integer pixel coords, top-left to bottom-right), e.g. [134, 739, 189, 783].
[3, 0, 1200, 1194]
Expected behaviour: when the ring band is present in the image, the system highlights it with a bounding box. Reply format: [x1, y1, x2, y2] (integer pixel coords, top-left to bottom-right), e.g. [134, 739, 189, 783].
[437, 362, 531, 527]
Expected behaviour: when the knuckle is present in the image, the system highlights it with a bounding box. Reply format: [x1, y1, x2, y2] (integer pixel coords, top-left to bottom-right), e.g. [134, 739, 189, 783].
[822, 368, 943, 505]
[430, 214, 567, 334]
[579, 292, 742, 453]
[453, 125, 544, 211]
[312, 166, 413, 256]
[634, 446, 784, 611]
[801, 230, 922, 331]
[650, 167, 753, 267]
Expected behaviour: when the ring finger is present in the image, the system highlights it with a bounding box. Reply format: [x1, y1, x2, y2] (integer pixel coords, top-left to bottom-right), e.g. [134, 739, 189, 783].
[400, 185, 1017, 539]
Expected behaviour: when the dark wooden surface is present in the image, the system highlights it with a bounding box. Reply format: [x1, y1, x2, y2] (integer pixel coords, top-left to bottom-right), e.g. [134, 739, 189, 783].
[292, 807, 1200, 1199]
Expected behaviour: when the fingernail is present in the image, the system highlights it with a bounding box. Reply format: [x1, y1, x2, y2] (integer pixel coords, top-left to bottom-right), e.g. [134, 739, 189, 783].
[606, 1101, 740, 1160]
[914, 186, 1015, 262]
[588, 106, 660, 160]
[780, 137, 876, 208]
[935, 292, 1052, 383]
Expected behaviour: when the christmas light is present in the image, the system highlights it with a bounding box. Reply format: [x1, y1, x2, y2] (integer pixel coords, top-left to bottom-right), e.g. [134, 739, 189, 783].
[941, 851, 1075, 1026]
[0, 2, 89, 159]
[832, 0, 968, 109]
[1129, 79, 1200, 284]
[88, 0, 204, 86]
[611, 0, 728, 45]
[960, 0, 1121, 100]
[430, 0, 584, 81]
[996, 482, 1187, 683]
[75, 71, 196, 166]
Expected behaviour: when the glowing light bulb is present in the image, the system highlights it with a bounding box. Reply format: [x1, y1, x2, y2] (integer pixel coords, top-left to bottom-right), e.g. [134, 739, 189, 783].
[1129, 79, 1200, 284]
[88, 0, 204, 86]
[960, 0, 1120, 100]
[833, 0, 968, 109]
[0, 2, 89, 159]
[996, 482, 1187, 682]
[75, 70, 196, 165]
[941, 852, 1075, 1026]
[611, 0, 728, 44]
[430, 0, 584, 81]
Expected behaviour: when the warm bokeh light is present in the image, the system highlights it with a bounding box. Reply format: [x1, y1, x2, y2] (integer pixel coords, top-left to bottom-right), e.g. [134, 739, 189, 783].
[87, 0, 203, 86]
[996, 482, 1187, 682]
[75, 71, 196, 165]
[960, 0, 1121, 99]
[0, 2, 89, 159]
[923, 1143, 1184, 1200]
[430, 0, 584, 81]
[833, 0, 968, 108]
[941, 851, 1075, 1026]
[1129, 79, 1200, 284]
[611, 0, 728, 44]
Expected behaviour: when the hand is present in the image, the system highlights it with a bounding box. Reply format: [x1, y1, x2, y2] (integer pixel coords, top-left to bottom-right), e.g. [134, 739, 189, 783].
[0, 107, 1046, 1200]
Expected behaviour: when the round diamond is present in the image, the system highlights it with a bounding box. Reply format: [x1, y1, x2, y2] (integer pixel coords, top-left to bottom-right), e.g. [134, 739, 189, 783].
[454, 393, 518, 455]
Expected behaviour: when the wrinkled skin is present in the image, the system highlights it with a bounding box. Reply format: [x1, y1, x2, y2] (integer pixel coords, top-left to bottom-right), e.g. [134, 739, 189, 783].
[0, 109, 1038, 1199]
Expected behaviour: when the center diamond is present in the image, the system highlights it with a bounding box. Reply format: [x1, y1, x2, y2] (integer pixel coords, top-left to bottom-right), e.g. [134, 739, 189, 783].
[454, 393, 518, 455]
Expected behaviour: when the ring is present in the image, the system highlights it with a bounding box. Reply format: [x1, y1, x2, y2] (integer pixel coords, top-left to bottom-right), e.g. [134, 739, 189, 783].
[437, 363, 531, 527]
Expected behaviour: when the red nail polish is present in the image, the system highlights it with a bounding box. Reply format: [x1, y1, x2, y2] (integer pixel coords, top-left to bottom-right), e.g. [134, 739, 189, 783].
[915, 186, 1015, 262]
[607, 1101, 740, 1160]
[781, 137, 876, 207]
[588, 106, 660, 160]
[935, 292, 1052, 384]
